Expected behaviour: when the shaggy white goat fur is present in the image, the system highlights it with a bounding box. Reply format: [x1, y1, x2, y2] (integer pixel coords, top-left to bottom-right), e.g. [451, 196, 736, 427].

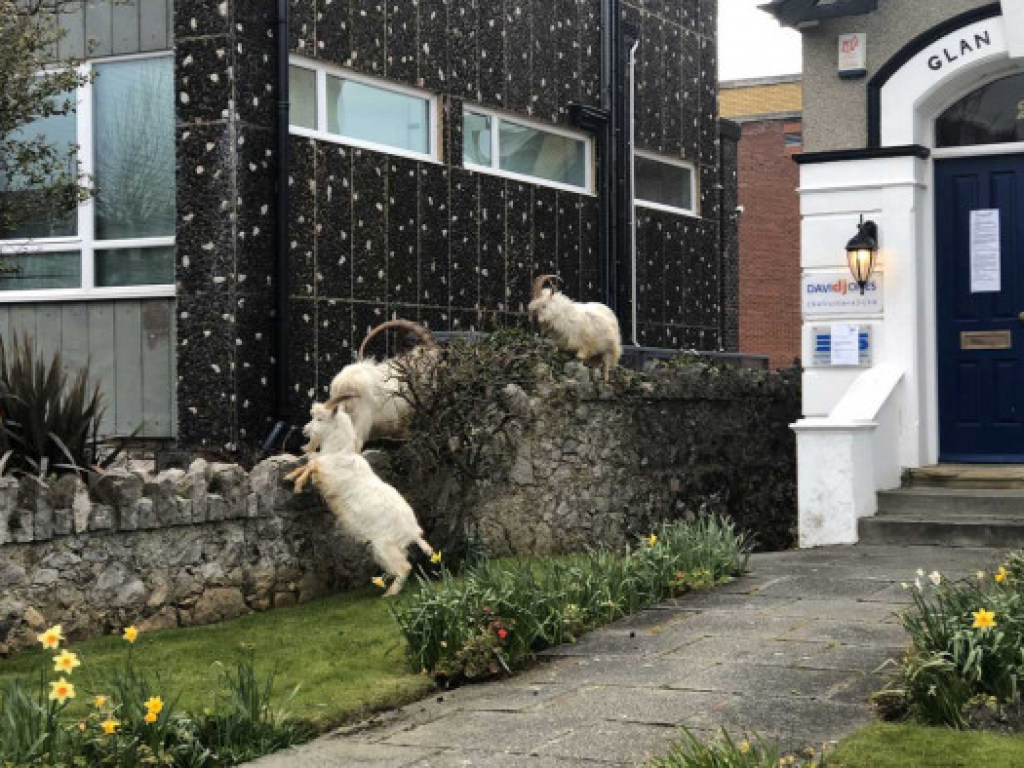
[325, 320, 436, 448]
[527, 275, 622, 381]
[300, 401, 359, 455]
[287, 403, 432, 597]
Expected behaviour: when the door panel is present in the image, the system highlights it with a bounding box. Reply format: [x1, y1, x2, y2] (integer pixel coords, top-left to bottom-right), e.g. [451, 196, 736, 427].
[936, 154, 1024, 462]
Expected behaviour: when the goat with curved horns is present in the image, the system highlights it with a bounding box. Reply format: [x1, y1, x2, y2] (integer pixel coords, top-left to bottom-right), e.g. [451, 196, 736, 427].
[321, 319, 438, 451]
[527, 274, 622, 381]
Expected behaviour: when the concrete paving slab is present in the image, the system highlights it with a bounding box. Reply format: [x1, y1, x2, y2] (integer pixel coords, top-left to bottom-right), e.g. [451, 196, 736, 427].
[535, 685, 734, 728]
[244, 740, 441, 767]
[537, 721, 694, 766]
[761, 597, 903, 624]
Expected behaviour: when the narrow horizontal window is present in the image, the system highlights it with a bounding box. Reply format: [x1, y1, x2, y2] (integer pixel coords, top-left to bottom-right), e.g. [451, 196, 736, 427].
[288, 65, 317, 130]
[0, 251, 81, 291]
[288, 57, 438, 161]
[634, 153, 697, 215]
[462, 108, 591, 191]
[95, 245, 175, 287]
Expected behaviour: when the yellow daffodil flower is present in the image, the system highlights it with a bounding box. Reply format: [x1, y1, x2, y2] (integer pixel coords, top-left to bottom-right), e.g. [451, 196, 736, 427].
[144, 711, 158, 724]
[49, 677, 75, 704]
[371, 576, 386, 589]
[53, 649, 81, 675]
[94, 695, 107, 709]
[37, 624, 64, 650]
[739, 741, 751, 754]
[430, 550, 442, 564]
[144, 696, 164, 716]
[929, 571, 942, 586]
[122, 626, 139, 643]
[78, 721, 87, 732]
[972, 608, 997, 630]
[101, 718, 120, 735]
[647, 533, 658, 547]
[995, 566, 1009, 584]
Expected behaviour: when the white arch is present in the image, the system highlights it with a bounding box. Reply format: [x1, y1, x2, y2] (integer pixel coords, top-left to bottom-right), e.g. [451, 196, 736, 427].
[879, 15, 1022, 147]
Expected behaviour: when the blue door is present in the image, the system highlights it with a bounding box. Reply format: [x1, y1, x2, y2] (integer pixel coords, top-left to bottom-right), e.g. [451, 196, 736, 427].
[936, 154, 1024, 462]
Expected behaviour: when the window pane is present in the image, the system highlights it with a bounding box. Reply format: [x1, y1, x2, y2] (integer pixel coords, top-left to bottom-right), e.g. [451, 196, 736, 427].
[0, 93, 78, 239]
[94, 57, 175, 240]
[289, 65, 317, 129]
[463, 112, 492, 166]
[0, 251, 80, 290]
[498, 121, 586, 187]
[95, 245, 174, 286]
[326, 76, 430, 154]
[634, 156, 693, 211]
[936, 73, 1024, 147]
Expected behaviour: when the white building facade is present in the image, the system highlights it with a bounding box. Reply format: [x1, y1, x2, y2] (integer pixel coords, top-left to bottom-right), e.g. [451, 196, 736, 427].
[766, 1, 1024, 546]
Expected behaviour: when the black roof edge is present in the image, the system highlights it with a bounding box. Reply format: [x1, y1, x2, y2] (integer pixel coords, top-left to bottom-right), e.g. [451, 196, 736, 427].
[793, 144, 930, 164]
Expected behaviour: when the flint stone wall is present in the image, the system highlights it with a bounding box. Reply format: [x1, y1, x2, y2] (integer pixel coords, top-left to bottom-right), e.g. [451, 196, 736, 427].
[0, 456, 372, 654]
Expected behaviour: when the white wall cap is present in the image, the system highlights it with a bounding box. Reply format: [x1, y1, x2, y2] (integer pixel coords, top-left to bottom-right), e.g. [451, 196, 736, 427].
[830, 363, 904, 422]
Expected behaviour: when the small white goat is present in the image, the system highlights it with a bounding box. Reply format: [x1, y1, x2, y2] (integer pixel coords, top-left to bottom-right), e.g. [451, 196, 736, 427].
[324, 319, 437, 449]
[287, 403, 432, 597]
[300, 401, 359, 455]
[527, 274, 622, 381]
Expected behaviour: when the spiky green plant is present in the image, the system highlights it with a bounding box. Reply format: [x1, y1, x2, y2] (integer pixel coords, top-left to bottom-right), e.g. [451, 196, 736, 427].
[0, 333, 111, 476]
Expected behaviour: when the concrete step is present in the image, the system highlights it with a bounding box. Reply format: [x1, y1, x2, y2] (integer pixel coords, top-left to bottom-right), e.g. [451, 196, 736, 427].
[904, 464, 1024, 489]
[859, 514, 1024, 548]
[877, 487, 1024, 517]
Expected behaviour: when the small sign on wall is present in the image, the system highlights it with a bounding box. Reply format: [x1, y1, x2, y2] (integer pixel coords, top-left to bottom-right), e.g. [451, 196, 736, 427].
[838, 33, 867, 79]
[802, 271, 884, 317]
[811, 325, 872, 368]
[970, 209, 1001, 293]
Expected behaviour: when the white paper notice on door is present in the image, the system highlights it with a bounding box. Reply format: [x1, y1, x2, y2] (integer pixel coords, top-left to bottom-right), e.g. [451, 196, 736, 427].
[830, 323, 860, 366]
[970, 209, 1002, 293]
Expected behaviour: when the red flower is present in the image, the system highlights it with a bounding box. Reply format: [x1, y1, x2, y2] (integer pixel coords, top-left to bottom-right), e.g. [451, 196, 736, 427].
[498, 628, 508, 640]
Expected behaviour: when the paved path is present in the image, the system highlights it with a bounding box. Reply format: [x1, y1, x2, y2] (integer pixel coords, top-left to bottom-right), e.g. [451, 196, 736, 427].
[248, 544, 1005, 768]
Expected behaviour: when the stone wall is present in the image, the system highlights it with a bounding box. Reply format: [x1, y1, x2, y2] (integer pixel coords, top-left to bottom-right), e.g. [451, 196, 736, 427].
[0, 456, 371, 654]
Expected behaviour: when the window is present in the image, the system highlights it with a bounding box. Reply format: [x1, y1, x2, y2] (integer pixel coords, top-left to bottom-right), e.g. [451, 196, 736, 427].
[633, 152, 697, 216]
[462, 107, 592, 193]
[936, 73, 1024, 148]
[0, 53, 175, 299]
[288, 58, 437, 160]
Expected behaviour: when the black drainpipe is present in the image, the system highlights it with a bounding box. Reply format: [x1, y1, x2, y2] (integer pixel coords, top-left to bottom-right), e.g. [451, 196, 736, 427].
[261, 0, 292, 455]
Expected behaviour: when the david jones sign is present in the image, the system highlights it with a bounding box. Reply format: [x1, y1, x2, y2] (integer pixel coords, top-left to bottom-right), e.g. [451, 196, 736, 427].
[802, 272, 884, 316]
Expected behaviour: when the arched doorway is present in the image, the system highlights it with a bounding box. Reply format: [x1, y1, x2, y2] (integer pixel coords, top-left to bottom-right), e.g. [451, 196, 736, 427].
[934, 72, 1024, 461]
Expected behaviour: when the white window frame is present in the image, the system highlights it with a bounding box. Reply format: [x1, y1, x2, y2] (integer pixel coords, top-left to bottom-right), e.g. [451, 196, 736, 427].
[288, 55, 440, 163]
[462, 105, 595, 195]
[633, 150, 699, 218]
[0, 51, 176, 303]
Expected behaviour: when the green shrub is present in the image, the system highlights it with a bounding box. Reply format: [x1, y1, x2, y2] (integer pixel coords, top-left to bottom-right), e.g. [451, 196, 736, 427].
[647, 729, 823, 768]
[392, 516, 751, 683]
[0, 334, 122, 478]
[874, 557, 1024, 728]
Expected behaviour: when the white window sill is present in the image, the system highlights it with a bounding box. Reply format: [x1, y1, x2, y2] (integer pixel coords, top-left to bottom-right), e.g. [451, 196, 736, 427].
[0, 285, 176, 303]
[289, 126, 440, 165]
[463, 162, 596, 196]
[634, 200, 700, 218]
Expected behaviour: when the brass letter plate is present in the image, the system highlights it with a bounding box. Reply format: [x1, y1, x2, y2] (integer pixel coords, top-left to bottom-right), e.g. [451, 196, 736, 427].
[961, 330, 1012, 350]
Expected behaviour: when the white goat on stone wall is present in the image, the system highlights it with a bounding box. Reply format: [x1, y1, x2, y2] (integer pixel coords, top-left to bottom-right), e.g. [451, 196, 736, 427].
[527, 274, 622, 381]
[287, 401, 432, 596]
[323, 319, 437, 450]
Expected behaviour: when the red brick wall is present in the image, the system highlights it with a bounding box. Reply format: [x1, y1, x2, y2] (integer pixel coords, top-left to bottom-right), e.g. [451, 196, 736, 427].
[737, 119, 802, 369]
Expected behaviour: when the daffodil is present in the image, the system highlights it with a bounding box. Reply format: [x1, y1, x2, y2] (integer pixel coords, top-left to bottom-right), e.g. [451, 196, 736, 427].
[995, 566, 1009, 584]
[371, 576, 386, 589]
[739, 741, 751, 754]
[49, 677, 75, 704]
[53, 649, 81, 675]
[122, 626, 139, 643]
[647, 533, 658, 547]
[430, 550, 442, 564]
[144, 711, 158, 724]
[144, 696, 164, 716]
[977, 571, 987, 580]
[916, 568, 925, 577]
[972, 608, 997, 630]
[37, 624, 64, 650]
[94, 695, 107, 709]
[929, 571, 941, 586]
[78, 721, 87, 732]
[101, 718, 120, 735]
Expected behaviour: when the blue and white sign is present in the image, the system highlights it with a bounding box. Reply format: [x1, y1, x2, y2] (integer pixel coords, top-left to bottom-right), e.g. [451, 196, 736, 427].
[802, 271, 884, 317]
[811, 325, 872, 368]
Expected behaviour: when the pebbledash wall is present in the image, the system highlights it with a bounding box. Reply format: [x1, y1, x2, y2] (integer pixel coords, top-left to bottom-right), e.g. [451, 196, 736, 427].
[174, 0, 740, 455]
[0, 366, 797, 652]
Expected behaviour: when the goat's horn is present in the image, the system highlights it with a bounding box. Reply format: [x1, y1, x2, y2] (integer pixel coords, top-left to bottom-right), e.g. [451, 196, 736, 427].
[358, 319, 437, 360]
[532, 274, 561, 299]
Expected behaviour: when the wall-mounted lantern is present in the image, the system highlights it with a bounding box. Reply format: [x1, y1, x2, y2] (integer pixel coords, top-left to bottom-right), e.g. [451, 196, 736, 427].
[845, 216, 878, 295]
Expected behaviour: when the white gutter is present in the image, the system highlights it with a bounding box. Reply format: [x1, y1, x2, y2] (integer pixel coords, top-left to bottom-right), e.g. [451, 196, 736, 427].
[628, 38, 640, 346]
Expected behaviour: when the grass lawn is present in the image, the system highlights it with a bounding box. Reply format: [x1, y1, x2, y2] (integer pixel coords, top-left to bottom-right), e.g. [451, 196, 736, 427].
[0, 588, 433, 729]
[827, 723, 1024, 767]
